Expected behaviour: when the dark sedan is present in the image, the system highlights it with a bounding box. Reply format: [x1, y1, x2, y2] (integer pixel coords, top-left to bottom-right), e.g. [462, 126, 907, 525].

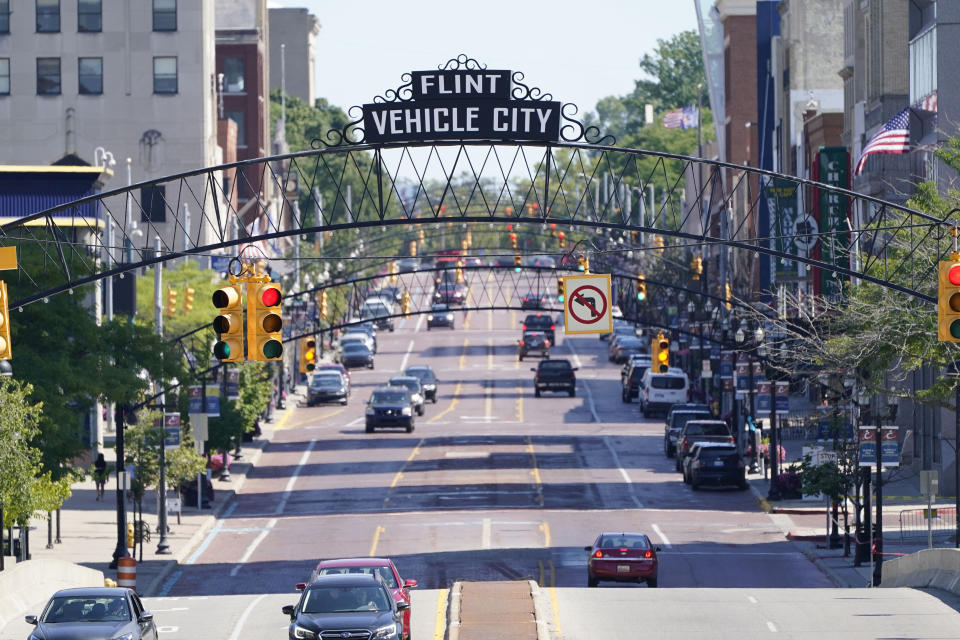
[426, 303, 455, 329]
[26, 587, 158, 640]
[307, 372, 349, 406]
[404, 365, 438, 403]
[434, 282, 467, 305]
[520, 291, 551, 310]
[585, 532, 660, 588]
[365, 387, 414, 433]
[339, 343, 374, 369]
[283, 574, 406, 640]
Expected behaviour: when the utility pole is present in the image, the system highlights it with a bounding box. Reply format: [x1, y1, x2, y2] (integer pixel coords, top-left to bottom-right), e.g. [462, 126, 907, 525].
[154, 236, 170, 554]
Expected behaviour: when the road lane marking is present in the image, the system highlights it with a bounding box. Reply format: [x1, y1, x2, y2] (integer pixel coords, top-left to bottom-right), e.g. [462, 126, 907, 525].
[399, 339, 414, 372]
[226, 594, 268, 640]
[427, 382, 462, 423]
[276, 439, 316, 515]
[748, 596, 758, 604]
[280, 407, 347, 430]
[433, 589, 448, 640]
[369, 525, 385, 556]
[229, 517, 277, 576]
[383, 440, 423, 507]
[603, 436, 643, 508]
[481, 517, 491, 549]
[182, 501, 238, 566]
[565, 338, 600, 422]
[549, 587, 563, 637]
[273, 404, 295, 430]
[458, 338, 469, 369]
[515, 386, 524, 421]
[766, 621, 778, 633]
[540, 522, 551, 548]
[526, 437, 544, 506]
[345, 416, 364, 427]
[652, 524, 672, 548]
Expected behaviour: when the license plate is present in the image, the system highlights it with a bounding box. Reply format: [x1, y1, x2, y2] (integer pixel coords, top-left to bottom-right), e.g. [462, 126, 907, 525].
[617, 565, 631, 573]
[714, 460, 724, 466]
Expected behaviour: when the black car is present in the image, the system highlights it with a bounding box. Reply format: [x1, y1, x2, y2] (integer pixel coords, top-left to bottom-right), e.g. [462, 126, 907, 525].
[339, 343, 374, 369]
[684, 443, 748, 490]
[366, 387, 415, 433]
[518, 330, 550, 360]
[532, 358, 577, 397]
[283, 574, 407, 640]
[522, 313, 556, 345]
[307, 372, 349, 406]
[404, 365, 438, 403]
[426, 303, 455, 329]
[396, 258, 419, 272]
[26, 587, 158, 640]
[520, 291, 550, 310]
[621, 358, 651, 403]
[375, 286, 403, 304]
[434, 282, 467, 305]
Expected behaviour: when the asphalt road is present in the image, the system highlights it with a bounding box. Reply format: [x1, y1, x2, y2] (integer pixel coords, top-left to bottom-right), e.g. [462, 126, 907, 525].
[7, 270, 960, 639]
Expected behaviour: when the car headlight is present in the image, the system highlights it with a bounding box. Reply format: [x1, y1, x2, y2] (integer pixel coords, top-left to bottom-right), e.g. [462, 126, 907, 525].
[401, 407, 413, 416]
[446, 314, 453, 320]
[373, 623, 400, 639]
[112, 634, 135, 640]
[292, 625, 319, 639]
[338, 387, 346, 394]
[427, 315, 434, 321]
[366, 407, 375, 415]
[413, 394, 422, 402]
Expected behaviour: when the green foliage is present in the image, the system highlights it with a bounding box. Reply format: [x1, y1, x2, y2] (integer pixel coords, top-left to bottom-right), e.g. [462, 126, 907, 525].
[165, 437, 206, 491]
[207, 362, 273, 452]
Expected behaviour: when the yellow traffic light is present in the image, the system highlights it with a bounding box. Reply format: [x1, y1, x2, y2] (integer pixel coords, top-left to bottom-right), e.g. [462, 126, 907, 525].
[418, 229, 425, 243]
[636, 275, 646, 301]
[317, 290, 329, 319]
[165, 286, 178, 316]
[558, 231, 566, 248]
[127, 522, 135, 549]
[409, 240, 417, 257]
[509, 233, 518, 249]
[212, 284, 244, 362]
[725, 282, 733, 311]
[0, 280, 11, 360]
[651, 331, 670, 373]
[577, 255, 589, 273]
[513, 255, 522, 272]
[690, 255, 703, 280]
[557, 277, 565, 302]
[938, 256, 960, 341]
[299, 337, 317, 373]
[653, 235, 665, 255]
[183, 285, 195, 312]
[401, 291, 412, 314]
[247, 282, 283, 361]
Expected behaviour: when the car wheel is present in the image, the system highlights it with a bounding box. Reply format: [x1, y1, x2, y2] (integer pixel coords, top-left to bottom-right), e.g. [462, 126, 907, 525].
[450, 324, 455, 330]
[340, 398, 348, 406]
[417, 406, 424, 416]
[432, 396, 438, 404]
[667, 444, 675, 458]
[738, 479, 749, 491]
[534, 388, 541, 398]
[427, 325, 431, 331]
[675, 459, 682, 473]
[621, 391, 629, 403]
[406, 423, 414, 433]
[647, 576, 658, 588]
[365, 424, 374, 433]
[683, 469, 690, 485]
[691, 477, 701, 490]
[664, 438, 670, 457]
[588, 575, 598, 588]
[369, 362, 375, 369]
[518, 354, 523, 361]
[568, 388, 575, 397]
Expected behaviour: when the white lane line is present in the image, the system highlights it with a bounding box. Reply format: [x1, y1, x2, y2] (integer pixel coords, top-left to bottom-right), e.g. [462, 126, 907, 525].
[276, 439, 316, 515]
[182, 501, 238, 566]
[399, 339, 414, 372]
[481, 517, 492, 549]
[602, 436, 643, 508]
[747, 596, 758, 604]
[564, 339, 600, 423]
[227, 594, 269, 640]
[651, 524, 672, 548]
[414, 312, 425, 333]
[230, 517, 278, 577]
[345, 416, 364, 427]
[766, 621, 778, 633]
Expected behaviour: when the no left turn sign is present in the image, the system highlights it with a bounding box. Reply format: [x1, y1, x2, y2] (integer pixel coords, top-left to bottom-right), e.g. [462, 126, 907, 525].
[563, 274, 613, 334]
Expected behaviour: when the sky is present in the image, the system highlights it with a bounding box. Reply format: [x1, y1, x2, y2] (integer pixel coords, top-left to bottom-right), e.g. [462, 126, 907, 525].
[271, 0, 700, 118]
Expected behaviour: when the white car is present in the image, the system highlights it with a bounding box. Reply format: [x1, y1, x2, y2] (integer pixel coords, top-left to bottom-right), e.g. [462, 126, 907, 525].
[342, 329, 376, 353]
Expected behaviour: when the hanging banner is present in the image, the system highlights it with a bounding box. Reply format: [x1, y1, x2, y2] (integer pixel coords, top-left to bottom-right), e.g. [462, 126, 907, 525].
[720, 351, 734, 380]
[205, 385, 220, 417]
[775, 380, 789, 415]
[757, 381, 772, 413]
[765, 177, 800, 280]
[816, 147, 850, 300]
[188, 385, 203, 414]
[226, 369, 240, 400]
[163, 413, 181, 450]
[858, 426, 877, 467]
[880, 425, 900, 468]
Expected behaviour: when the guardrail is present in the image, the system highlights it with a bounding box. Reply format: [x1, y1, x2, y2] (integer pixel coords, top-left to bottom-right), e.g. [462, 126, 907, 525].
[899, 507, 956, 543]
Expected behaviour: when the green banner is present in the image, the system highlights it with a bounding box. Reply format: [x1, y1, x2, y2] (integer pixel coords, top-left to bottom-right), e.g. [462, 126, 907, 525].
[765, 178, 800, 279]
[818, 147, 849, 299]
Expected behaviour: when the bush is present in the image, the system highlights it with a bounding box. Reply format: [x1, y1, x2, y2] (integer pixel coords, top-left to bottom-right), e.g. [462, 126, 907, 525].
[777, 470, 802, 497]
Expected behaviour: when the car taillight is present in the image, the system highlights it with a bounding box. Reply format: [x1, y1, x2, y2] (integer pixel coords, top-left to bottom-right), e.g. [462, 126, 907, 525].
[522, 324, 527, 330]
[593, 550, 603, 558]
[728, 437, 735, 444]
[683, 441, 690, 450]
[644, 550, 652, 559]
[550, 324, 555, 330]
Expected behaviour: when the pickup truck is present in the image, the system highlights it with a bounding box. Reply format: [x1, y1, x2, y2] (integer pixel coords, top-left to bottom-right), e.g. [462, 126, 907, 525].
[531, 358, 577, 397]
[674, 419, 734, 472]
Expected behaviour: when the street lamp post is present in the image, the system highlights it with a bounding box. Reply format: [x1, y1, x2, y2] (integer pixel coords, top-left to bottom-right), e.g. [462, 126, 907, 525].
[109, 405, 129, 569]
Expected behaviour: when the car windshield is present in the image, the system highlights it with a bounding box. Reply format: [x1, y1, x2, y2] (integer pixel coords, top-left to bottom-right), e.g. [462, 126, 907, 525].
[343, 344, 369, 353]
[651, 376, 686, 389]
[629, 367, 648, 383]
[406, 368, 435, 383]
[390, 378, 419, 392]
[686, 423, 729, 436]
[42, 596, 131, 623]
[431, 304, 449, 311]
[671, 411, 712, 429]
[539, 360, 571, 371]
[371, 391, 407, 404]
[597, 534, 650, 550]
[312, 375, 342, 387]
[316, 566, 399, 588]
[301, 586, 391, 614]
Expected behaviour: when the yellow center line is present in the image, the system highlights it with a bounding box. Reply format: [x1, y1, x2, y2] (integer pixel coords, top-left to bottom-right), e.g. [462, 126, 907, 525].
[458, 338, 469, 369]
[277, 407, 347, 431]
[527, 437, 543, 505]
[369, 525, 384, 557]
[433, 589, 449, 640]
[549, 586, 562, 636]
[515, 386, 523, 422]
[427, 382, 462, 423]
[384, 441, 423, 507]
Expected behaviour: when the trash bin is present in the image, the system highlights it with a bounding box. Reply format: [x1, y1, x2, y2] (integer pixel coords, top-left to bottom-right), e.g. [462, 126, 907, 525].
[3, 538, 21, 557]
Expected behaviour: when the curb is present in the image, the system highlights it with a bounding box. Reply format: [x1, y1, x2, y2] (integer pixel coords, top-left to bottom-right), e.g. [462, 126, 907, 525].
[794, 543, 848, 588]
[529, 579, 552, 640]
[446, 581, 462, 640]
[787, 530, 826, 543]
[772, 508, 824, 515]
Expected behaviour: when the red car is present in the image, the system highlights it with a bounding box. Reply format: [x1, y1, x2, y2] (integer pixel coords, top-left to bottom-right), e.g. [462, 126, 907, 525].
[297, 557, 417, 639]
[585, 532, 660, 587]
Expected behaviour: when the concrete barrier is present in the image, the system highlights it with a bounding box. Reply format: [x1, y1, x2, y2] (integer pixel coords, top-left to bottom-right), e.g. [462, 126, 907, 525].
[0, 559, 104, 630]
[881, 548, 960, 592]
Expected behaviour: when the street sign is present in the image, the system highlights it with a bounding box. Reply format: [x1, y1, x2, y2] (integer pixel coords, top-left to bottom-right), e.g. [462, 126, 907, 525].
[562, 274, 612, 334]
[921, 470, 939, 497]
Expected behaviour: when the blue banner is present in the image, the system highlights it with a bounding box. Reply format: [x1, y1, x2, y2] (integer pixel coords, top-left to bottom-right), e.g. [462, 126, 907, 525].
[859, 441, 877, 467]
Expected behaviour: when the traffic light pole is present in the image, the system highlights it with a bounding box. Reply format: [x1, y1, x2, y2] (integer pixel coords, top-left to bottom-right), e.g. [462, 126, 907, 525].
[153, 237, 170, 554]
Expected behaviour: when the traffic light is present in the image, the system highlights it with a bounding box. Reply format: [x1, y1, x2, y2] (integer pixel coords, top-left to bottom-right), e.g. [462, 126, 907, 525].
[558, 231, 566, 248]
[514, 255, 522, 272]
[636, 275, 646, 301]
[318, 290, 329, 319]
[212, 284, 244, 362]
[690, 255, 703, 281]
[165, 286, 178, 316]
[631, 230, 640, 243]
[299, 337, 317, 373]
[725, 282, 733, 311]
[653, 235, 665, 254]
[557, 277, 565, 302]
[510, 233, 518, 249]
[577, 255, 589, 273]
[417, 229, 425, 243]
[938, 257, 960, 341]
[389, 261, 399, 283]
[461, 239, 469, 252]
[183, 285, 195, 312]
[0, 280, 11, 360]
[409, 240, 417, 257]
[455, 259, 464, 283]
[247, 281, 283, 361]
[401, 291, 412, 314]
[651, 331, 670, 373]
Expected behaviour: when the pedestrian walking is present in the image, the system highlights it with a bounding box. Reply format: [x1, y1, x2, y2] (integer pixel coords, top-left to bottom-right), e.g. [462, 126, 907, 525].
[93, 453, 107, 500]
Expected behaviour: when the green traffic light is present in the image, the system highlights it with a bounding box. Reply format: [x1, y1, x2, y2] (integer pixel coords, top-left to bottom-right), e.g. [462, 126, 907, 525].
[637, 292, 646, 301]
[213, 341, 230, 359]
[951, 319, 960, 339]
[558, 295, 565, 302]
[263, 340, 283, 359]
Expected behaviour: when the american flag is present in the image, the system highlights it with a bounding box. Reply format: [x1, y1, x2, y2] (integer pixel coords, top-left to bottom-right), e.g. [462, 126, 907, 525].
[662, 105, 698, 130]
[854, 108, 911, 176]
[916, 91, 938, 113]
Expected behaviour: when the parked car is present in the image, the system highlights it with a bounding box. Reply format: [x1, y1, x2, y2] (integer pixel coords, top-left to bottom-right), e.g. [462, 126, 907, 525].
[520, 291, 551, 310]
[426, 303, 455, 330]
[518, 330, 550, 361]
[663, 408, 713, 457]
[675, 419, 734, 472]
[388, 376, 425, 416]
[365, 387, 414, 433]
[307, 371, 349, 406]
[339, 343, 375, 369]
[683, 442, 748, 490]
[282, 574, 407, 640]
[404, 365, 438, 403]
[639, 368, 690, 418]
[600, 321, 636, 341]
[522, 313, 557, 345]
[532, 358, 577, 397]
[584, 532, 660, 588]
[621, 357, 652, 403]
[609, 336, 646, 364]
[300, 558, 418, 640]
[26, 587, 158, 640]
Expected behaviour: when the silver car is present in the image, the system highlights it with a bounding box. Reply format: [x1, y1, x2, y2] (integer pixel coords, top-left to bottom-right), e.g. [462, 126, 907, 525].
[388, 376, 425, 416]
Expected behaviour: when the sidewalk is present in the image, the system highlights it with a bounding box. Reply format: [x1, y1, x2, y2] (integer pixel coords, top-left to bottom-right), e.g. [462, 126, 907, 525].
[1, 391, 298, 599]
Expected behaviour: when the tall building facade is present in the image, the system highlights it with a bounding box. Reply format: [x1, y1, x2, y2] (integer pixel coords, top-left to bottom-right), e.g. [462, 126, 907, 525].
[268, 6, 320, 106]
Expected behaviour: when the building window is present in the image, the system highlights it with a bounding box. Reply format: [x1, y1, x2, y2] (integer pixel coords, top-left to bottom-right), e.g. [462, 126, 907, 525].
[78, 57, 102, 95]
[223, 57, 244, 93]
[37, 57, 61, 95]
[141, 185, 167, 223]
[153, 56, 177, 94]
[0, 58, 9, 95]
[0, 1, 10, 34]
[78, 0, 102, 33]
[153, 0, 176, 32]
[225, 110, 246, 147]
[36, 0, 60, 33]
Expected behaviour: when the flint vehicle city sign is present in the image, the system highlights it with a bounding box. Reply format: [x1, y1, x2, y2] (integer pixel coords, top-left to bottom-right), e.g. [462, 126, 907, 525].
[363, 68, 561, 143]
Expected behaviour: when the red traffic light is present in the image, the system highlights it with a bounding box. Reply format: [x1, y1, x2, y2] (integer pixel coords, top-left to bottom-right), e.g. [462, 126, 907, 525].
[949, 265, 960, 286]
[260, 286, 281, 307]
